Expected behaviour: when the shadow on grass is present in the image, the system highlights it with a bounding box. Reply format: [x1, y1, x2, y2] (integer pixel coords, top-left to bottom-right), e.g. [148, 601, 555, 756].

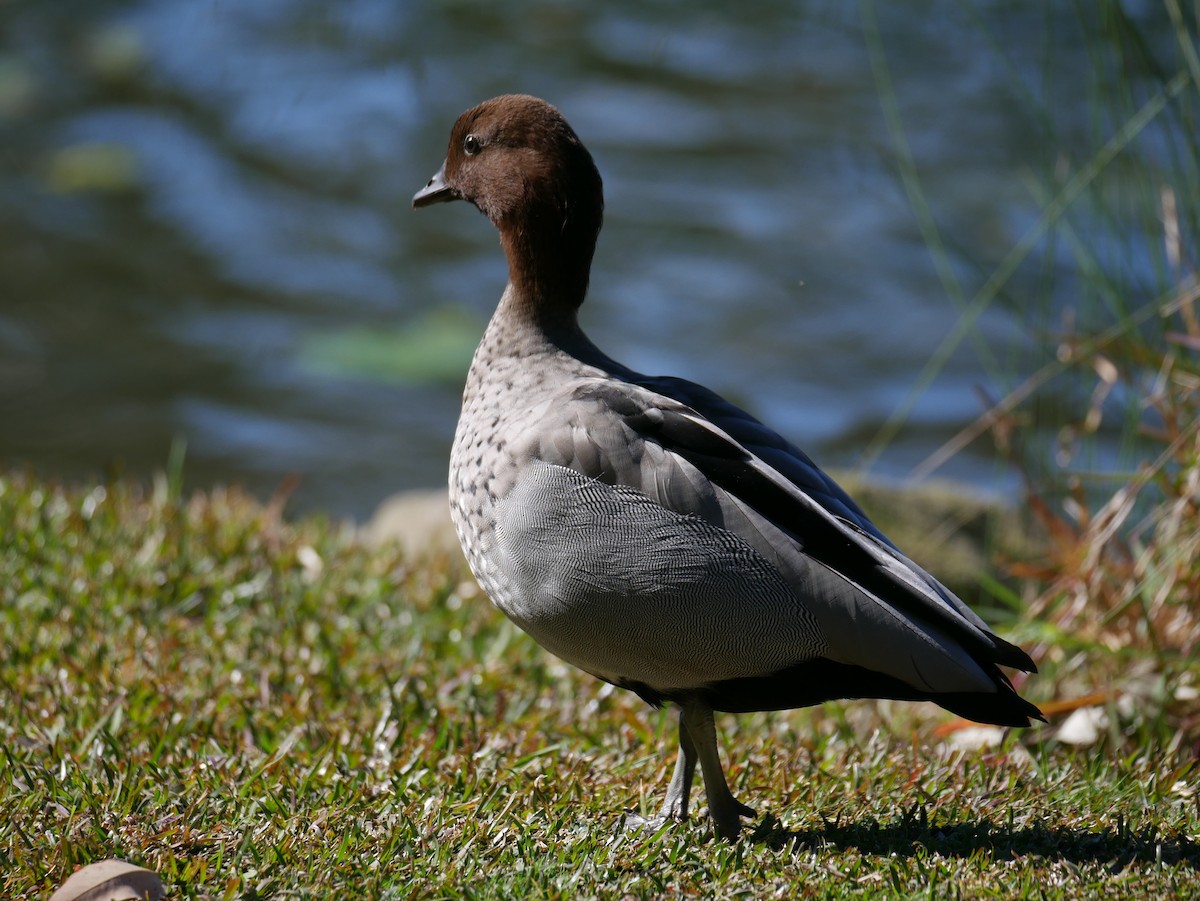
[753, 812, 1200, 869]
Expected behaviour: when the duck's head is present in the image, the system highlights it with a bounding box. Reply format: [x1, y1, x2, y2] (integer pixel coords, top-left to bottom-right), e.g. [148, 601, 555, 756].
[414, 95, 604, 311]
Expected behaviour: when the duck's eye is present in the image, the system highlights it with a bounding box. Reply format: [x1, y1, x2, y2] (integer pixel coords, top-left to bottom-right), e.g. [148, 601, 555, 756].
[464, 134, 482, 155]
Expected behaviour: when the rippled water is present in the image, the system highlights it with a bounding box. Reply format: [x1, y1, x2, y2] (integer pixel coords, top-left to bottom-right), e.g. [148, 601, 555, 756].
[0, 1, 1183, 517]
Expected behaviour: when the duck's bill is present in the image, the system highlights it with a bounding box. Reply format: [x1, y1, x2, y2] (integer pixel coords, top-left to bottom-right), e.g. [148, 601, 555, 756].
[412, 163, 458, 208]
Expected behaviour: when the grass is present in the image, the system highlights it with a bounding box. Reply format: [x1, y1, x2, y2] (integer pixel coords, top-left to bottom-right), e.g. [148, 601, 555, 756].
[2, 472, 1197, 899]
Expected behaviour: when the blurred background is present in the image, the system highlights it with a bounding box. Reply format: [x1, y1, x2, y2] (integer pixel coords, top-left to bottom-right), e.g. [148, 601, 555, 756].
[1, 0, 1194, 518]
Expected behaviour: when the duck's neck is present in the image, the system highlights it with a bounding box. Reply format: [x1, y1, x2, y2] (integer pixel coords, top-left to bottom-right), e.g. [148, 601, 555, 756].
[477, 218, 625, 375]
[494, 179, 603, 339]
[502, 228, 590, 319]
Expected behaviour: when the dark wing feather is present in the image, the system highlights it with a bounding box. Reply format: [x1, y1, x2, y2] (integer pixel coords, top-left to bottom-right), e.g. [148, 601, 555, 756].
[633, 374, 888, 540]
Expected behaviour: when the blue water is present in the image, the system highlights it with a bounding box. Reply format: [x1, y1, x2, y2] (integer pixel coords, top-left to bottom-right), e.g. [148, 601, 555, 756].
[0, 1, 1187, 516]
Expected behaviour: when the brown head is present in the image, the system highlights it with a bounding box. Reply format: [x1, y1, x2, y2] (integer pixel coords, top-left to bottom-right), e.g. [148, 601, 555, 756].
[413, 95, 604, 315]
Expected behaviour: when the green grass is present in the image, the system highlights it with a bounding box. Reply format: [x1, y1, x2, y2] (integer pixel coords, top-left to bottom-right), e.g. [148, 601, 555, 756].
[2, 472, 1197, 899]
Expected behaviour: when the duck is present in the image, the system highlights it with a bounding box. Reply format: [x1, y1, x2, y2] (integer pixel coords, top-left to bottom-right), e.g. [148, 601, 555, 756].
[413, 94, 1041, 841]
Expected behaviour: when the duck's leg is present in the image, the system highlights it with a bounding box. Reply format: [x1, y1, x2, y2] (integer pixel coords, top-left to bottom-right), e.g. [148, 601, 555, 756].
[679, 699, 756, 841]
[660, 708, 697, 821]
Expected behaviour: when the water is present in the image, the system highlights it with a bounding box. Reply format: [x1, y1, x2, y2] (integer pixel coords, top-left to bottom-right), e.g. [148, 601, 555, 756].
[0, 1, 1183, 518]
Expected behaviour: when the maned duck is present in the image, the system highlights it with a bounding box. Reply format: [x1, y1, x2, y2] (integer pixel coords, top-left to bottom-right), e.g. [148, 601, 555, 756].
[413, 94, 1041, 841]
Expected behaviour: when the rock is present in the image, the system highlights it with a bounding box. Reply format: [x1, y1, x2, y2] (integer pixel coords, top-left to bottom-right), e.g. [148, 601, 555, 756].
[1056, 706, 1108, 745]
[363, 488, 460, 557]
[942, 725, 1005, 751]
[49, 860, 164, 901]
